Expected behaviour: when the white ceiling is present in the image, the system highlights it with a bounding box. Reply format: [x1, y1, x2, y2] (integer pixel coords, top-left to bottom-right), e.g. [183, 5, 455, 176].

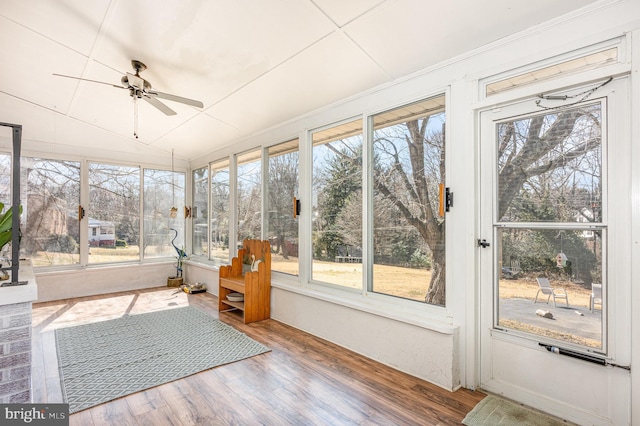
[0, 0, 600, 162]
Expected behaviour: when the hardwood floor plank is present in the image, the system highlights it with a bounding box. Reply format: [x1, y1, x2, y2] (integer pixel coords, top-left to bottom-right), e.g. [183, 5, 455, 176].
[125, 386, 169, 417]
[89, 397, 139, 426]
[68, 408, 94, 426]
[31, 287, 485, 425]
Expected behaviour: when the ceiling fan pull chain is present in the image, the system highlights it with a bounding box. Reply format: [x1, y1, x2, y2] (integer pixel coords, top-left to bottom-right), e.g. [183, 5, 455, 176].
[133, 97, 139, 139]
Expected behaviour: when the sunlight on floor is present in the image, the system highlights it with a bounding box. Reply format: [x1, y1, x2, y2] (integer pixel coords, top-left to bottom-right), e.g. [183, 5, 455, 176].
[37, 289, 190, 332]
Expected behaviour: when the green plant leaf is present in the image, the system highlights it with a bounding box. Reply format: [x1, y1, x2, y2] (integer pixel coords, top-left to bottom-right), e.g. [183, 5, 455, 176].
[0, 205, 23, 250]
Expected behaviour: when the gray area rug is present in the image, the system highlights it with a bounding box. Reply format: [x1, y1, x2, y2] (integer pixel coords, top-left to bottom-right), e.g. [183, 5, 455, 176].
[463, 395, 570, 426]
[55, 306, 270, 414]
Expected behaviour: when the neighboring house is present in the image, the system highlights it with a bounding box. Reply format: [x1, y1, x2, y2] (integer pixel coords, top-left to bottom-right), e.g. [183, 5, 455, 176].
[88, 218, 115, 247]
[576, 207, 596, 239]
[67, 210, 116, 248]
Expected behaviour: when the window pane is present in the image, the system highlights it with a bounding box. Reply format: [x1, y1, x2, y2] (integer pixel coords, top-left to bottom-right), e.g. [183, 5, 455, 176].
[0, 154, 9, 208]
[211, 159, 230, 264]
[192, 167, 208, 258]
[143, 169, 185, 259]
[0, 154, 11, 261]
[486, 48, 617, 96]
[371, 96, 446, 305]
[237, 150, 261, 244]
[88, 163, 140, 263]
[267, 140, 299, 276]
[21, 158, 81, 267]
[312, 119, 363, 289]
[498, 102, 602, 223]
[498, 227, 604, 350]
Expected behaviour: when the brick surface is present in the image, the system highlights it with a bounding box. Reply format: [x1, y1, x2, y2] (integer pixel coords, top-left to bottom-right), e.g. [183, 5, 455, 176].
[0, 377, 29, 395]
[0, 352, 30, 369]
[9, 313, 31, 328]
[0, 326, 30, 343]
[0, 302, 30, 316]
[9, 339, 30, 354]
[0, 301, 33, 403]
[9, 365, 30, 380]
[9, 389, 30, 403]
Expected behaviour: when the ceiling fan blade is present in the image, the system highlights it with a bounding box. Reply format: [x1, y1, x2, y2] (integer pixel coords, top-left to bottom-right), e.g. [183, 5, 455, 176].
[53, 73, 124, 89]
[148, 90, 203, 108]
[142, 94, 177, 116]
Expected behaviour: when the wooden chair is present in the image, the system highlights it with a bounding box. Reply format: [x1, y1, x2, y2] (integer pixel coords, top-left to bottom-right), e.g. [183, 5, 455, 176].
[218, 239, 271, 323]
[534, 277, 569, 308]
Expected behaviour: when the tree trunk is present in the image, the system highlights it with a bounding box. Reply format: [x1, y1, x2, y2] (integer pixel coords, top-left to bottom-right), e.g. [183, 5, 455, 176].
[425, 244, 446, 305]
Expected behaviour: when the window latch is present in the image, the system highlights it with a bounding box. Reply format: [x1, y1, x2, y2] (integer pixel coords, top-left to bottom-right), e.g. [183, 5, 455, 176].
[439, 185, 453, 216]
[78, 205, 85, 221]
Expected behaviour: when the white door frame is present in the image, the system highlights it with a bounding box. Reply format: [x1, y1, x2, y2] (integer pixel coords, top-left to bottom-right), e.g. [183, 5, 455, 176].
[476, 77, 631, 426]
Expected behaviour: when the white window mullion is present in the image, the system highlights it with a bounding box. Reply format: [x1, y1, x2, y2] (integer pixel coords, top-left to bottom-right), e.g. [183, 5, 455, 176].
[79, 159, 89, 267]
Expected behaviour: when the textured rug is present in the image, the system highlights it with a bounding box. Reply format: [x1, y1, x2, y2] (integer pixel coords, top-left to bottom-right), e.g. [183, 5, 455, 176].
[55, 306, 270, 414]
[463, 395, 569, 426]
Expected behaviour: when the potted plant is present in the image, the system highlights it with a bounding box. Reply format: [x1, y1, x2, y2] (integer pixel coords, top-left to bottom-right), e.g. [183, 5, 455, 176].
[167, 228, 188, 287]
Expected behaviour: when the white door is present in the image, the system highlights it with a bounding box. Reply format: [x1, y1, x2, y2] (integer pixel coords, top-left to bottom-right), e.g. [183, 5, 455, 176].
[478, 77, 631, 425]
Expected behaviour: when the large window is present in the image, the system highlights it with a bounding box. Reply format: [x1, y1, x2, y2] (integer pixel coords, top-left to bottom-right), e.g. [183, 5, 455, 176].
[210, 159, 230, 264]
[21, 158, 81, 267]
[311, 119, 363, 289]
[192, 166, 209, 258]
[371, 96, 447, 305]
[236, 150, 262, 244]
[88, 163, 140, 264]
[267, 140, 299, 276]
[143, 168, 185, 259]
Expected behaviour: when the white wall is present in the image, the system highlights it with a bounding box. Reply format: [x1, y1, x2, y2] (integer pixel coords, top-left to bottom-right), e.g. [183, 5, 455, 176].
[35, 262, 175, 303]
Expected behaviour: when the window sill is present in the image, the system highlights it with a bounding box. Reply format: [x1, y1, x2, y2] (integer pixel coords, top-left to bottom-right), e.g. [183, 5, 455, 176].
[271, 279, 457, 335]
[184, 258, 223, 270]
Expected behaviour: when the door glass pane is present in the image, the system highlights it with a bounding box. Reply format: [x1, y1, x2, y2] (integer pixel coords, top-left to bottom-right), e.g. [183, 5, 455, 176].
[192, 167, 209, 258]
[21, 158, 80, 267]
[495, 100, 605, 352]
[237, 150, 261, 245]
[312, 119, 363, 289]
[267, 140, 299, 276]
[210, 159, 230, 264]
[498, 228, 603, 350]
[498, 102, 602, 223]
[88, 163, 140, 263]
[143, 169, 185, 259]
[371, 95, 446, 305]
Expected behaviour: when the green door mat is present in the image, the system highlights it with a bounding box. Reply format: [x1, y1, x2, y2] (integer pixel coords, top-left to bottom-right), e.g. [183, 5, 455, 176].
[463, 395, 571, 426]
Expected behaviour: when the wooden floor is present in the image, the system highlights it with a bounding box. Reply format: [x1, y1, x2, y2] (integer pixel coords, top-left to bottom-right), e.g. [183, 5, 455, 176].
[32, 287, 485, 425]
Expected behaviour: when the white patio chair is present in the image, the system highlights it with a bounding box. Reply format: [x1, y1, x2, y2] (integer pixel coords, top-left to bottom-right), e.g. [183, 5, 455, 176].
[590, 283, 602, 313]
[534, 277, 569, 308]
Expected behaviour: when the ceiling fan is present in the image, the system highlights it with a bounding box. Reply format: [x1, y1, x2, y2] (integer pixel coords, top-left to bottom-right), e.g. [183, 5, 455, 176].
[54, 60, 203, 138]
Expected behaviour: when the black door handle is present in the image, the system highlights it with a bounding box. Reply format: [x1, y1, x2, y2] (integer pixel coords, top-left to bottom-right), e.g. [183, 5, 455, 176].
[477, 239, 490, 248]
